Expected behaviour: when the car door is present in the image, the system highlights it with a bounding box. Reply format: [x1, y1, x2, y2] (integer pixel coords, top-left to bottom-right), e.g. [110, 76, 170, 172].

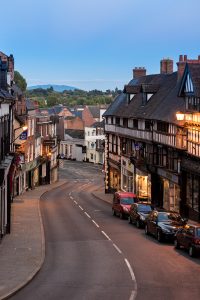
[184, 227, 194, 249]
[129, 204, 135, 221]
[151, 212, 158, 236]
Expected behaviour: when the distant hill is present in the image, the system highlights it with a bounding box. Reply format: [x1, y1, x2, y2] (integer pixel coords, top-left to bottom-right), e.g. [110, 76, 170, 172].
[27, 84, 77, 92]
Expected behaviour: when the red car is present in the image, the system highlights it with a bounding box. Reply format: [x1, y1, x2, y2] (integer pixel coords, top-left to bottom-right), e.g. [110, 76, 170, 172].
[174, 224, 200, 257]
[112, 191, 138, 219]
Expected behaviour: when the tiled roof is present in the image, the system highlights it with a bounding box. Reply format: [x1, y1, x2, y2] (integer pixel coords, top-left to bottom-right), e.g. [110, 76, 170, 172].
[0, 89, 14, 100]
[26, 98, 35, 110]
[65, 129, 84, 139]
[88, 106, 100, 118]
[104, 72, 185, 124]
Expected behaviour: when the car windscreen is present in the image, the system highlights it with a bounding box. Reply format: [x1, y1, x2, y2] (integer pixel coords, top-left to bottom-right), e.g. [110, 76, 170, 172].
[121, 197, 136, 205]
[158, 212, 182, 222]
[138, 205, 152, 212]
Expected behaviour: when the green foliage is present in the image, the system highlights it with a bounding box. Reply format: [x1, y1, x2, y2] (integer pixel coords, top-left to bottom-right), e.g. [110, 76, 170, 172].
[14, 71, 27, 91]
[26, 88, 122, 108]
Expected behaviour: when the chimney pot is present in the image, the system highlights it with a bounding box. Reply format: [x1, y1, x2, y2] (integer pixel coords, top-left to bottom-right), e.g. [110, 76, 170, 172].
[133, 67, 146, 79]
[179, 55, 183, 62]
[184, 55, 187, 61]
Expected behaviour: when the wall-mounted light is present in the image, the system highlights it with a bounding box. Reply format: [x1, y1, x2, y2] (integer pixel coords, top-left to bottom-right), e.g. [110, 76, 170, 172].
[176, 111, 185, 121]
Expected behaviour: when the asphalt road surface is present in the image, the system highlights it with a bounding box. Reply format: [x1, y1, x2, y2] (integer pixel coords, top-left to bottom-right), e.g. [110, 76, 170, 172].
[10, 161, 200, 300]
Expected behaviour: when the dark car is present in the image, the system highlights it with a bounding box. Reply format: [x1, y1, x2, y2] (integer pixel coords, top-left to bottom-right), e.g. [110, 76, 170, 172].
[174, 224, 200, 257]
[129, 202, 153, 228]
[112, 191, 138, 219]
[145, 210, 187, 242]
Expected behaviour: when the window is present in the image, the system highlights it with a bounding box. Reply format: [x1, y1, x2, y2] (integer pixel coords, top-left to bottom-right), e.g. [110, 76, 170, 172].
[147, 93, 153, 101]
[133, 119, 138, 129]
[123, 118, 128, 128]
[145, 120, 151, 130]
[116, 117, 120, 126]
[157, 121, 169, 133]
[90, 153, 93, 160]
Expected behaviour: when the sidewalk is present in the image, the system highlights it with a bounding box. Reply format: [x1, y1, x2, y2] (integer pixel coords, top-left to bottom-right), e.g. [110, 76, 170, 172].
[0, 180, 67, 300]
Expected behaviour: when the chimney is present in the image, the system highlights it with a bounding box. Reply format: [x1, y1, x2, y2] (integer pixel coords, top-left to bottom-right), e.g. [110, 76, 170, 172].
[133, 67, 146, 79]
[160, 58, 173, 74]
[177, 55, 188, 81]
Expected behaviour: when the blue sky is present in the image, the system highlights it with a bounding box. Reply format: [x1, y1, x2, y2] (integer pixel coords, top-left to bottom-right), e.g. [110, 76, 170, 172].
[1, 0, 200, 91]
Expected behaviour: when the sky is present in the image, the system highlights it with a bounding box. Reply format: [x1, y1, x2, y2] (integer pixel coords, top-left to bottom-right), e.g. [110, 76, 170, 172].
[1, 0, 200, 91]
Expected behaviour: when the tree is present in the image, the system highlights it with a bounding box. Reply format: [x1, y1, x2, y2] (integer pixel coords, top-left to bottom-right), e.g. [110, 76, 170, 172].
[14, 71, 27, 91]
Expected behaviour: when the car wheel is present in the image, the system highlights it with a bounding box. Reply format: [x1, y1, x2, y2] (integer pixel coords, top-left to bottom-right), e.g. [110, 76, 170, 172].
[136, 220, 140, 228]
[112, 209, 116, 216]
[145, 224, 149, 235]
[189, 245, 195, 257]
[128, 216, 132, 224]
[157, 230, 163, 242]
[119, 212, 124, 219]
[174, 238, 180, 249]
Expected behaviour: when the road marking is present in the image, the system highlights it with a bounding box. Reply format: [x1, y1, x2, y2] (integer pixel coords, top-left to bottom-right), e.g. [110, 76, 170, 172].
[69, 192, 71, 196]
[74, 200, 78, 205]
[124, 258, 136, 282]
[79, 205, 84, 210]
[84, 212, 91, 218]
[101, 231, 111, 241]
[129, 290, 137, 300]
[113, 243, 122, 254]
[70, 196, 73, 200]
[92, 220, 100, 228]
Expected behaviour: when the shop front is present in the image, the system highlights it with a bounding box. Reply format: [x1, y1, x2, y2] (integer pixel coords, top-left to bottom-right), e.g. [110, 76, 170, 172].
[157, 168, 180, 212]
[121, 156, 134, 192]
[135, 169, 151, 200]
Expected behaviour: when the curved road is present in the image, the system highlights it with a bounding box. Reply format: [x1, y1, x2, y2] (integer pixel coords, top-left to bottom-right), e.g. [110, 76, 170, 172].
[10, 161, 200, 300]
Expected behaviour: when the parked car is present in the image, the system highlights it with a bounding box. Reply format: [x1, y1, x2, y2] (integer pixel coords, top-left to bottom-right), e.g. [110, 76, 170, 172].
[112, 191, 138, 219]
[174, 224, 200, 257]
[129, 202, 153, 228]
[145, 210, 187, 242]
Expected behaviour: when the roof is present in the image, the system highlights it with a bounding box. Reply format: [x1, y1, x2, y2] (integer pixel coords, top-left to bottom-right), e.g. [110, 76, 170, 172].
[104, 72, 185, 124]
[0, 89, 14, 100]
[92, 120, 104, 128]
[181, 63, 200, 97]
[65, 129, 84, 139]
[87, 106, 100, 118]
[26, 99, 35, 110]
[11, 84, 23, 97]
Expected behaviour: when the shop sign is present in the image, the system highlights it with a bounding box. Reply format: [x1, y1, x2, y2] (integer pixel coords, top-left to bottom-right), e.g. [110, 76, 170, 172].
[19, 130, 28, 140]
[43, 140, 56, 146]
[157, 168, 179, 184]
[26, 160, 37, 172]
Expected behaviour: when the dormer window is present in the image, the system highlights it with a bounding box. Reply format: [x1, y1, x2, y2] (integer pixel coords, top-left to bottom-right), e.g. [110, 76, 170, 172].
[127, 94, 136, 104]
[147, 93, 153, 101]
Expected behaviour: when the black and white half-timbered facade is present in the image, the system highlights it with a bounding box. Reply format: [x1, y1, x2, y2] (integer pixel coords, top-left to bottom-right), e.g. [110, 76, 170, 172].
[178, 61, 200, 221]
[104, 56, 200, 222]
[0, 55, 14, 239]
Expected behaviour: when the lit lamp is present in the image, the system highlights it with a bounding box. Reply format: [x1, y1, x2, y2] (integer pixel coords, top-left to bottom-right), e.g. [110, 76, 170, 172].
[176, 112, 185, 121]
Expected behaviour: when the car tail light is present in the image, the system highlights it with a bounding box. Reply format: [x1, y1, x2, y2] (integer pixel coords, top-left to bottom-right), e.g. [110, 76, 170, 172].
[194, 238, 200, 245]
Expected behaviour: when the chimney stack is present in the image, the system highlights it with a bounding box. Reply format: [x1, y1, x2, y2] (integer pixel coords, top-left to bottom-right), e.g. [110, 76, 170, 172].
[160, 58, 173, 74]
[133, 67, 146, 79]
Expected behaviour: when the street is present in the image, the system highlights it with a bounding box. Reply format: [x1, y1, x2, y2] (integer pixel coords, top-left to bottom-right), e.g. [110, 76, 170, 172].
[10, 161, 200, 300]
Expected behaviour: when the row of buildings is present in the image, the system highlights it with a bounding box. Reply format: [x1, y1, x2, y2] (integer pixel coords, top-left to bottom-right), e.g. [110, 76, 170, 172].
[0, 50, 106, 241]
[104, 55, 200, 222]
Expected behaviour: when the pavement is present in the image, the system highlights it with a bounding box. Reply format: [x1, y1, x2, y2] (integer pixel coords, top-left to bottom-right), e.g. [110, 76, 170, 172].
[0, 179, 199, 300]
[0, 180, 112, 300]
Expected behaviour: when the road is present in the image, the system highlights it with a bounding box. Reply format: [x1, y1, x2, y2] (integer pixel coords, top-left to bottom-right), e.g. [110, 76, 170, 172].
[10, 161, 200, 300]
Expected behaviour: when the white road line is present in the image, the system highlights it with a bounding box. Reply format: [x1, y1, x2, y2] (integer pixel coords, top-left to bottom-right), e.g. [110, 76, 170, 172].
[113, 243, 122, 254]
[79, 205, 84, 210]
[124, 258, 136, 282]
[129, 290, 137, 300]
[70, 196, 73, 200]
[69, 192, 71, 196]
[74, 200, 78, 205]
[84, 212, 91, 218]
[101, 231, 111, 241]
[92, 220, 100, 228]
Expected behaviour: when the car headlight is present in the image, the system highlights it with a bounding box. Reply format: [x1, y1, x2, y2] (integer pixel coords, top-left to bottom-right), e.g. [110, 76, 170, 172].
[140, 215, 145, 221]
[123, 207, 129, 212]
